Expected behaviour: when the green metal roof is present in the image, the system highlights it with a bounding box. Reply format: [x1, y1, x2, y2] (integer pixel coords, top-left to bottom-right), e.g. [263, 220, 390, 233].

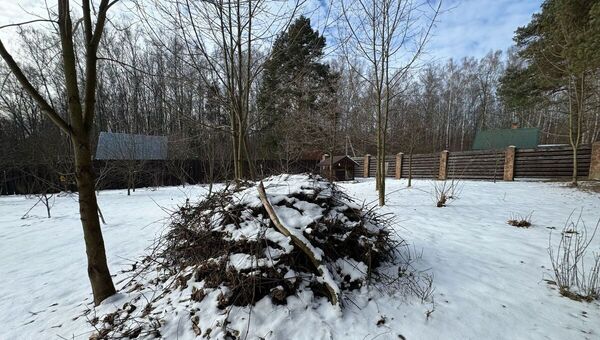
[472, 128, 540, 150]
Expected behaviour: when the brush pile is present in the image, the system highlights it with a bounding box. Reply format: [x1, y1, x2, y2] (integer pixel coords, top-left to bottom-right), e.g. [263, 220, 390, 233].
[89, 174, 400, 339]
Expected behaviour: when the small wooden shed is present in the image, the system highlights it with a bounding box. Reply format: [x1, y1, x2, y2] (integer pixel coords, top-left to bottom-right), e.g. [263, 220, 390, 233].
[317, 155, 358, 181]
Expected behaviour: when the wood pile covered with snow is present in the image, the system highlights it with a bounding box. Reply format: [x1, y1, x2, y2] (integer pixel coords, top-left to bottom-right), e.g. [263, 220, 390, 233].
[89, 174, 399, 339]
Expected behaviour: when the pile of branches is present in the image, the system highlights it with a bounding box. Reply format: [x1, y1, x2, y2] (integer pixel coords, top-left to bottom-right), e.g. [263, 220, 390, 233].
[89, 174, 403, 339]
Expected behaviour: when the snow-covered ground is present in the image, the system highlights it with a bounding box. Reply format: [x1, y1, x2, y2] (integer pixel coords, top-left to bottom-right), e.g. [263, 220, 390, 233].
[1, 179, 599, 339]
[0, 185, 211, 339]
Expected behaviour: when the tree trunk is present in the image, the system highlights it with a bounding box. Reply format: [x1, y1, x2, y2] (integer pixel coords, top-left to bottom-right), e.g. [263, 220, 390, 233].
[329, 152, 334, 180]
[378, 135, 385, 206]
[572, 147, 578, 186]
[73, 137, 116, 305]
[375, 126, 381, 192]
[127, 169, 132, 196]
[408, 152, 413, 187]
[231, 112, 240, 180]
[0, 0, 117, 307]
[237, 117, 245, 179]
[44, 194, 51, 218]
[569, 75, 584, 187]
[242, 131, 255, 179]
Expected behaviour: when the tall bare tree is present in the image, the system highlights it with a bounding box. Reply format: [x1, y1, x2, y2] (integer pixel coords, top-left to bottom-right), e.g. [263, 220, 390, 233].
[140, 0, 303, 180]
[341, 0, 440, 205]
[0, 0, 118, 305]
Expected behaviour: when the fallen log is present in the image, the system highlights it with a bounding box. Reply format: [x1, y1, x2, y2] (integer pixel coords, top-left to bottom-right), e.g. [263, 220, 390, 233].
[257, 181, 340, 306]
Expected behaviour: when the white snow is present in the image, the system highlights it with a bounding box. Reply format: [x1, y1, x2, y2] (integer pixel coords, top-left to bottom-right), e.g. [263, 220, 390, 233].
[1, 178, 600, 339]
[0, 185, 211, 339]
[228, 253, 275, 270]
[234, 174, 327, 208]
[335, 257, 368, 282]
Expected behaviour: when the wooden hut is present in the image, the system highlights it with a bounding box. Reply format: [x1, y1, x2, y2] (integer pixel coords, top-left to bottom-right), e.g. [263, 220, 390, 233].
[317, 155, 358, 181]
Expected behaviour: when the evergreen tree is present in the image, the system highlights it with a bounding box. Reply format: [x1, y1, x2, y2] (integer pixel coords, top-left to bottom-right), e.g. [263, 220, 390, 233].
[499, 0, 600, 185]
[257, 16, 336, 159]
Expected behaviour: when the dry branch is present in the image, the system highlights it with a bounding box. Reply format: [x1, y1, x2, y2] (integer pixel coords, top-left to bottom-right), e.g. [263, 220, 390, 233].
[257, 181, 340, 306]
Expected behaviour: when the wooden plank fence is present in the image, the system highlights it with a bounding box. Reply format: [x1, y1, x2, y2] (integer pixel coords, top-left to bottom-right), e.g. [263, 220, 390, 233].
[514, 145, 592, 178]
[352, 142, 600, 181]
[402, 153, 440, 179]
[447, 149, 505, 180]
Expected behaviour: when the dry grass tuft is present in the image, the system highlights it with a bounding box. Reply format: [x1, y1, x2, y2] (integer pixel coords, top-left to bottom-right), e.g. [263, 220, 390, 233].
[508, 212, 533, 228]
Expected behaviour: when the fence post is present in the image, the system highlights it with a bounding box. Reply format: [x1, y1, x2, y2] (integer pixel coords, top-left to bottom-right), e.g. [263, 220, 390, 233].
[590, 142, 600, 180]
[503, 146, 516, 181]
[364, 154, 371, 178]
[438, 150, 449, 180]
[395, 153, 403, 179]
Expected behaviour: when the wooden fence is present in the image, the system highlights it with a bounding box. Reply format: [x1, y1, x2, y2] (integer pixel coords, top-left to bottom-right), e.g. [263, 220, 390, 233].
[402, 152, 440, 179]
[514, 145, 592, 178]
[352, 143, 600, 181]
[2, 144, 599, 195]
[447, 149, 505, 180]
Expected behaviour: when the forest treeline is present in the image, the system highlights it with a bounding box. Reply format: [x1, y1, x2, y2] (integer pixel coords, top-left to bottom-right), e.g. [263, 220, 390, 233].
[1, 1, 599, 181]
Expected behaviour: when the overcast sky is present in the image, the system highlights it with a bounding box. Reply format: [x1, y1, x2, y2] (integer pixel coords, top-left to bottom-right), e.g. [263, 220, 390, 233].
[0, 0, 543, 60]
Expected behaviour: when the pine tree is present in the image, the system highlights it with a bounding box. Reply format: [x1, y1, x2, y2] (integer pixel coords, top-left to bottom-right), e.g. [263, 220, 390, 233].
[499, 0, 600, 185]
[257, 16, 335, 159]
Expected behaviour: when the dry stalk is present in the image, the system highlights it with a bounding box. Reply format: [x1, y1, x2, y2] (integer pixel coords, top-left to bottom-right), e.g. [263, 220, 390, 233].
[548, 212, 600, 302]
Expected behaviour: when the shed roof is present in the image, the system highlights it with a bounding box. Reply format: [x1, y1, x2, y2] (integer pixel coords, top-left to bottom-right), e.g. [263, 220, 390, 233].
[95, 132, 168, 160]
[317, 155, 358, 167]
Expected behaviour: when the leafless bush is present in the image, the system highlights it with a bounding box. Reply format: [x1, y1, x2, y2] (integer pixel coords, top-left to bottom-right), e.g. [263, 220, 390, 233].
[432, 178, 462, 207]
[548, 213, 600, 302]
[21, 172, 59, 219]
[22, 192, 55, 219]
[395, 245, 435, 303]
[508, 212, 533, 228]
[373, 227, 435, 304]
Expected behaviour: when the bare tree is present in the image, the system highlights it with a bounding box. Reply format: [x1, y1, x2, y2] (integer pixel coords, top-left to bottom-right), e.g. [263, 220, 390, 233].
[138, 0, 304, 180]
[340, 0, 440, 205]
[0, 0, 118, 305]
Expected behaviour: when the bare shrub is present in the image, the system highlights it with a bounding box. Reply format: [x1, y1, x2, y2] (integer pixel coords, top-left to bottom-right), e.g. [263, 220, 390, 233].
[507, 212, 533, 228]
[22, 192, 55, 219]
[432, 178, 462, 207]
[393, 244, 435, 303]
[548, 213, 600, 302]
[20, 172, 58, 219]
